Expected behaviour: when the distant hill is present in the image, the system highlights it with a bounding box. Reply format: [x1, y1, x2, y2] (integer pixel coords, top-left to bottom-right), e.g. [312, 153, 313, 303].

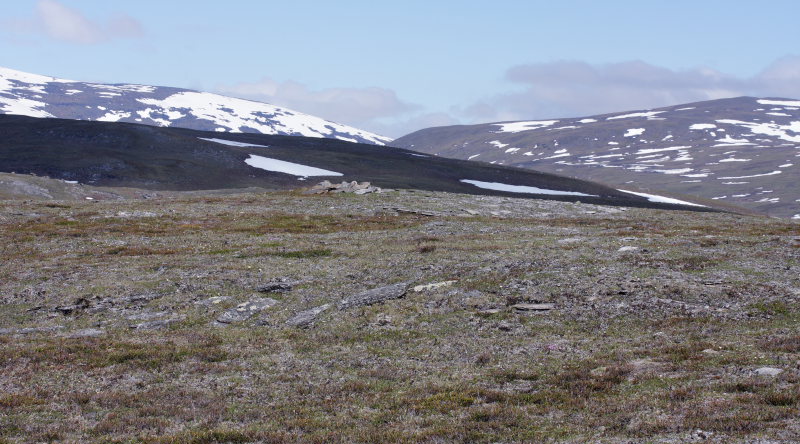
[0, 66, 390, 145]
[393, 97, 800, 219]
[0, 114, 719, 213]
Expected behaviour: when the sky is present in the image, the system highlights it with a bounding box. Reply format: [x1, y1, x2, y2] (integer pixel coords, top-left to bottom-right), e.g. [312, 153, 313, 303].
[2, 0, 799, 138]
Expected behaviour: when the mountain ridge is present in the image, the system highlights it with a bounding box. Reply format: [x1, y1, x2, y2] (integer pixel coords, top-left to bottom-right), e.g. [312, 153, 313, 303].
[0, 66, 390, 145]
[393, 96, 800, 219]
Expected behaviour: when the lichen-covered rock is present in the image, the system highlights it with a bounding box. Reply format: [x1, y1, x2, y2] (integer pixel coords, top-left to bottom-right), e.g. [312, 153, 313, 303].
[216, 298, 278, 324]
[338, 283, 408, 310]
[285, 304, 331, 328]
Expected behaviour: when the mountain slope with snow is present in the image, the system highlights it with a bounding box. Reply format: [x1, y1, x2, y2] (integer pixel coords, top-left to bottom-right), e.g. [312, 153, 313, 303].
[0, 67, 390, 145]
[0, 113, 722, 213]
[393, 97, 800, 219]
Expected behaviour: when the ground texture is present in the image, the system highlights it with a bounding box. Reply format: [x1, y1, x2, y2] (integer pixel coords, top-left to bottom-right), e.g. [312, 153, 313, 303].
[1, 190, 799, 443]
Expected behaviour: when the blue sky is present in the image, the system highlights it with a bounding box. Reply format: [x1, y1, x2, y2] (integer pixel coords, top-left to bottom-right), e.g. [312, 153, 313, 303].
[2, 0, 799, 137]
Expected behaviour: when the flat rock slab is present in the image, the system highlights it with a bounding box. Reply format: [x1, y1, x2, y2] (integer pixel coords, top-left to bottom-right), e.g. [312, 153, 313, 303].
[512, 303, 555, 311]
[0, 326, 64, 336]
[754, 367, 783, 377]
[285, 304, 332, 328]
[412, 280, 457, 292]
[130, 318, 184, 330]
[217, 298, 278, 324]
[338, 283, 408, 310]
[257, 282, 293, 293]
[62, 328, 105, 338]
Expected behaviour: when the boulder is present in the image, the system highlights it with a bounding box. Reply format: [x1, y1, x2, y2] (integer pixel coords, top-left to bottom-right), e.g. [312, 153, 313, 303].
[286, 304, 332, 328]
[338, 283, 408, 310]
[217, 298, 278, 324]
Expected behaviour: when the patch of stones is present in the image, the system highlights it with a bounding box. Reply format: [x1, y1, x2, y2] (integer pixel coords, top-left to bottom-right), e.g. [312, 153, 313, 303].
[216, 298, 279, 324]
[305, 180, 387, 195]
[338, 283, 408, 310]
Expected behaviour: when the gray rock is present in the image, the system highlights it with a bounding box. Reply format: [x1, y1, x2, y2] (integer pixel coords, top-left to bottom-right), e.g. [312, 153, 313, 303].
[512, 303, 555, 311]
[338, 283, 408, 310]
[618, 246, 639, 252]
[54, 297, 90, 315]
[286, 304, 332, 328]
[196, 296, 230, 306]
[754, 367, 783, 377]
[257, 281, 293, 293]
[130, 318, 183, 330]
[64, 328, 105, 338]
[0, 326, 64, 335]
[217, 298, 278, 324]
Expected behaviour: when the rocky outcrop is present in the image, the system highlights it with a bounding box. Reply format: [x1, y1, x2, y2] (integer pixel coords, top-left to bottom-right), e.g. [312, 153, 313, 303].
[305, 180, 386, 195]
[338, 283, 408, 310]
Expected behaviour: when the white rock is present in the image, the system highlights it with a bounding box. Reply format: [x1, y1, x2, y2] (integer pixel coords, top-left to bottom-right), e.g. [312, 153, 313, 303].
[412, 280, 458, 292]
[754, 367, 783, 377]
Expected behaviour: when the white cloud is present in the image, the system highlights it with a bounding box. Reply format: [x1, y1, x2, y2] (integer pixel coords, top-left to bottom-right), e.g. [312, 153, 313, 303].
[217, 78, 419, 137]
[460, 57, 800, 123]
[33, 0, 143, 44]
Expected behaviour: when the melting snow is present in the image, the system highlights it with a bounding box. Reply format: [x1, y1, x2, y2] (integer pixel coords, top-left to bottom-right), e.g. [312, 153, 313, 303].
[244, 154, 342, 177]
[97, 111, 131, 122]
[757, 99, 800, 107]
[493, 120, 558, 133]
[489, 140, 509, 149]
[579, 118, 597, 123]
[460, 179, 595, 196]
[624, 128, 646, 137]
[654, 168, 694, 175]
[690, 123, 717, 130]
[718, 171, 782, 179]
[468, 154, 480, 160]
[608, 111, 665, 120]
[618, 190, 706, 207]
[717, 119, 800, 143]
[199, 137, 269, 148]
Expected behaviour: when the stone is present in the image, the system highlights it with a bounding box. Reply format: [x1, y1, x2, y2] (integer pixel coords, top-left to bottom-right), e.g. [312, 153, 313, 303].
[196, 296, 230, 306]
[306, 180, 382, 195]
[512, 303, 555, 311]
[0, 326, 64, 335]
[497, 321, 513, 331]
[618, 246, 639, 252]
[130, 318, 183, 330]
[338, 283, 408, 310]
[754, 367, 783, 377]
[64, 328, 105, 338]
[412, 280, 457, 292]
[54, 297, 90, 315]
[216, 298, 278, 324]
[477, 308, 502, 315]
[285, 304, 331, 328]
[257, 281, 293, 293]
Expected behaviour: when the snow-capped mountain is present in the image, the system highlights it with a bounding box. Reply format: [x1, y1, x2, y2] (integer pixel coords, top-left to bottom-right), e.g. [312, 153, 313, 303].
[0, 67, 390, 145]
[393, 97, 800, 219]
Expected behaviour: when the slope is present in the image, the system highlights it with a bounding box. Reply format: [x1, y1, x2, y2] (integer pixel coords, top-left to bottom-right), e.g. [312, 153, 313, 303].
[393, 97, 800, 219]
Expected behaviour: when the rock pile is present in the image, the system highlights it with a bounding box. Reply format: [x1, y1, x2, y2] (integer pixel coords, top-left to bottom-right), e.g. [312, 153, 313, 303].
[305, 180, 386, 195]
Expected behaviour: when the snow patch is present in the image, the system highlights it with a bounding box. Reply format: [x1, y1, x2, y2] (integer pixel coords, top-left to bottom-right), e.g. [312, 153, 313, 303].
[199, 137, 270, 148]
[717, 171, 782, 179]
[690, 123, 717, 130]
[608, 111, 665, 120]
[624, 128, 645, 137]
[244, 154, 342, 177]
[493, 120, 558, 133]
[618, 189, 706, 207]
[460, 179, 595, 196]
[757, 99, 800, 107]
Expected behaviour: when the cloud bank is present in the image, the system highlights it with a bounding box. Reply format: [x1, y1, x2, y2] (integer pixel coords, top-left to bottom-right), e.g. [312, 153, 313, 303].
[22, 0, 144, 44]
[220, 57, 800, 138]
[464, 56, 800, 123]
